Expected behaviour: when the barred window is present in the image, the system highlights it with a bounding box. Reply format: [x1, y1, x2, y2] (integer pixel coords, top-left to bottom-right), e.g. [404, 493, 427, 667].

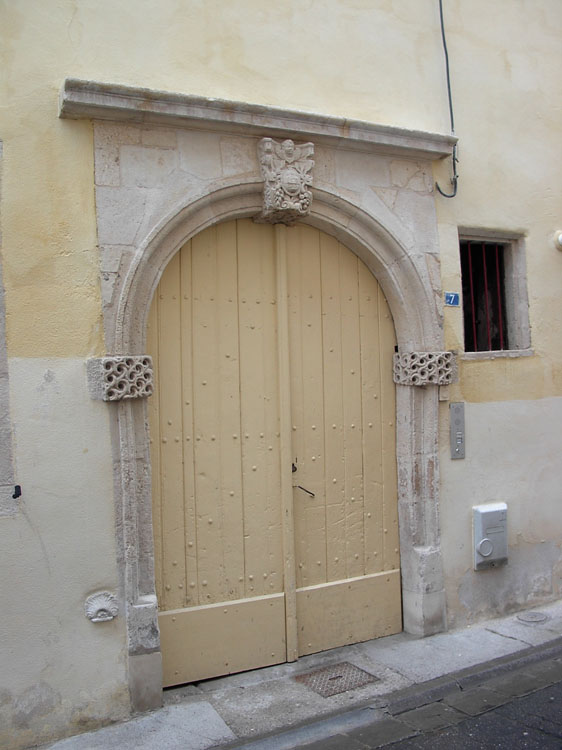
[459, 234, 531, 355]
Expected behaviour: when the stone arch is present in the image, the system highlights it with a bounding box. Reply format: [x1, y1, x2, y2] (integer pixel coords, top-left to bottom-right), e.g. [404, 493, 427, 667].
[109, 182, 446, 710]
[113, 183, 440, 354]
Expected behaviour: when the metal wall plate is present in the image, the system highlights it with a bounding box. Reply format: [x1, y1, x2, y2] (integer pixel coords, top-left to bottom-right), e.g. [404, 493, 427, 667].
[450, 401, 465, 459]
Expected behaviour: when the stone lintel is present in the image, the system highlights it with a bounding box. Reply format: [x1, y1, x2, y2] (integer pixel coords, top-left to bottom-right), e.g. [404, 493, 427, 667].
[59, 78, 456, 160]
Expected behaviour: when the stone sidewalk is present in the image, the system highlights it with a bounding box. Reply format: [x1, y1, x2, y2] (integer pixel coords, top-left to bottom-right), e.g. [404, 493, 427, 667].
[251, 641, 562, 749]
[43, 600, 562, 750]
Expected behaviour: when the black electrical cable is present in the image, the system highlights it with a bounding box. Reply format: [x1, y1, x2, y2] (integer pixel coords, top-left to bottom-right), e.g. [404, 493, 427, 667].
[439, 0, 455, 133]
[436, 0, 458, 198]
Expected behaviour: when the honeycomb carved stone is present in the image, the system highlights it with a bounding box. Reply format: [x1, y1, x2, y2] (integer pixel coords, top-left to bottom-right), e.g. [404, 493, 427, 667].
[84, 591, 119, 622]
[87, 355, 154, 401]
[256, 137, 314, 224]
[393, 351, 457, 386]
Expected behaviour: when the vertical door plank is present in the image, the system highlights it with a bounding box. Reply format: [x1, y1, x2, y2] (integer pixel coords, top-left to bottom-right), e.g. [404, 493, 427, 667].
[378, 294, 399, 571]
[178, 240, 199, 607]
[275, 224, 298, 662]
[338, 245, 365, 580]
[358, 265, 384, 575]
[215, 221, 246, 602]
[157, 251, 187, 611]
[191, 224, 248, 605]
[288, 225, 327, 588]
[319, 233, 347, 583]
[146, 290, 163, 605]
[286, 228, 305, 590]
[191, 226, 224, 605]
[237, 219, 283, 600]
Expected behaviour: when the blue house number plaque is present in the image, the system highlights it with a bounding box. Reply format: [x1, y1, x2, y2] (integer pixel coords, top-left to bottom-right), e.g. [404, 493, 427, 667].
[445, 292, 460, 307]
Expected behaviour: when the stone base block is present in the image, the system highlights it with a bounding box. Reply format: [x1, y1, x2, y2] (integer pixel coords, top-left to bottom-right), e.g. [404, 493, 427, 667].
[129, 651, 163, 713]
[403, 588, 447, 636]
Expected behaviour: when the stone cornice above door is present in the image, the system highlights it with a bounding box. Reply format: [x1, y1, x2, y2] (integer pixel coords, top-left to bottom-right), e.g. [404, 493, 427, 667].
[59, 78, 456, 160]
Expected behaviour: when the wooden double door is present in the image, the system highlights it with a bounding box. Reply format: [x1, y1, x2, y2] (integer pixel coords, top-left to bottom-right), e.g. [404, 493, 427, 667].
[147, 219, 401, 687]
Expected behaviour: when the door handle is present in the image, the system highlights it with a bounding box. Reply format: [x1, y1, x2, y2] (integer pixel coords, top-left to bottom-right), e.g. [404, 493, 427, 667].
[291, 460, 314, 496]
[294, 485, 315, 498]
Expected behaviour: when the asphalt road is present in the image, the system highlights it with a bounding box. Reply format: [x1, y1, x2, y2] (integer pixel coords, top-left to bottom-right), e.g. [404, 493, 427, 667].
[290, 659, 562, 749]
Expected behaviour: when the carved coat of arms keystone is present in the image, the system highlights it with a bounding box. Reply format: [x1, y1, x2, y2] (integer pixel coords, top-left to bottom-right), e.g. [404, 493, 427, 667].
[256, 137, 314, 225]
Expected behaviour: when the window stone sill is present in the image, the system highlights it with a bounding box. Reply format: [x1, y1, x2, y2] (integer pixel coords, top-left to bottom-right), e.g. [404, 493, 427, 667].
[461, 348, 534, 361]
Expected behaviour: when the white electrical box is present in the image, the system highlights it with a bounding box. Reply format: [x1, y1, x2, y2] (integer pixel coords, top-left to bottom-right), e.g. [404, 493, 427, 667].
[473, 502, 508, 570]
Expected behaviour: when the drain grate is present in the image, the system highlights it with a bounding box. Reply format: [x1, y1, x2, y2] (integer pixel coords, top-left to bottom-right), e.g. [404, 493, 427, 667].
[517, 611, 549, 624]
[294, 661, 378, 698]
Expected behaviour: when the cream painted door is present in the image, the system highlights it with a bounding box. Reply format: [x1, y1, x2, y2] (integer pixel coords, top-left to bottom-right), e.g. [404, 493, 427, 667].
[286, 225, 401, 656]
[147, 219, 401, 687]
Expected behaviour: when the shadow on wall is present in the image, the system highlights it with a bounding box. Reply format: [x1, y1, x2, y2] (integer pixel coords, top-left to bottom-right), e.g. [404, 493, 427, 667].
[0, 682, 130, 750]
[457, 540, 562, 625]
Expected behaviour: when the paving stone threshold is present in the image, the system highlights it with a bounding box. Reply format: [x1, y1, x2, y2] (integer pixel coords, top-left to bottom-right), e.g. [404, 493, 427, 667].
[218, 637, 562, 750]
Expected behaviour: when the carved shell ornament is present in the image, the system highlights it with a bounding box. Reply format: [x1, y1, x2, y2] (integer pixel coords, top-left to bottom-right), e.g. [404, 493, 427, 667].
[84, 591, 119, 622]
[257, 137, 315, 225]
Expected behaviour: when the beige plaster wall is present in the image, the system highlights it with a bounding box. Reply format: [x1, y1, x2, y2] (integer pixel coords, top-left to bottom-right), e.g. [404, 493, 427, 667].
[435, 1, 562, 397]
[0, 0, 561, 746]
[1, 0, 560, 371]
[439, 397, 562, 628]
[430, 1, 562, 627]
[0, 359, 128, 748]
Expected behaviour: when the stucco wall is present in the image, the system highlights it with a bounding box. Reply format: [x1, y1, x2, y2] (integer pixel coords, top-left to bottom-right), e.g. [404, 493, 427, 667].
[440, 397, 562, 628]
[1, 2, 560, 359]
[0, 360, 128, 749]
[1, 1, 561, 747]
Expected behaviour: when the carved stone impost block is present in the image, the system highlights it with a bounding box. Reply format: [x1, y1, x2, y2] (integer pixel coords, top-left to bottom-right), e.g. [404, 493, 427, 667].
[84, 591, 119, 622]
[87, 355, 154, 401]
[256, 137, 314, 225]
[393, 351, 457, 386]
